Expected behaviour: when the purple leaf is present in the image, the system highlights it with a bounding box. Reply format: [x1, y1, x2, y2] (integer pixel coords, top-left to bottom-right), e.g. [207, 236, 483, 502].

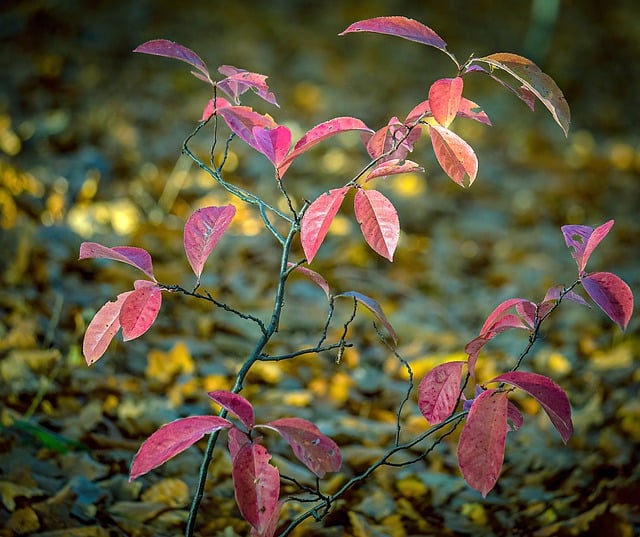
[300, 186, 350, 263]
[561, 220, 614, 273]
[429, 125, 478, 187]
[490, 371, 573, 443]
[232, 443, 280, 534]
[365, 159, 424, 182]
[340, 16, 447, 51]
[82, 291, 133, 365]
[217, 65, 279, 107]
[184, 205, 236, 284]
[217, 105, 278, 152]
[582, 271, 634, 331]
[429, 77, 464, 128]
[258, 417, 341, 478]
[129, 415, 232, 480]
[418, 361, 465, 424]
[335, 290, 398, 345]
[119, 282, 162, 342]
[133, 39, 211, 84]
[457, 389, 509, 497]
[252, 125, 292, 169]
[479, 298, 535, 336]
[200, 97, 232, 121]
[287, 263, 331, 299]
[353, 189, 400, 261]
[79, 242, 155, 280]
[208, 390, 255, 430]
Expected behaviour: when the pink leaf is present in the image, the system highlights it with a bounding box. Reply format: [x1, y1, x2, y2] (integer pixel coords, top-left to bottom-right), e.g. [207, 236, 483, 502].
[475, 53, 570, 136]
[217, 105, 278, 152]
[582, 271, 634, 331]
[200, 97, 232, 121]
[365, 159, 424, 181]
[456, 98, 492, 126]
[133, 39, 211, 84]
[217, 65, 279, 107]
[418, 361, 465, 424]
[405, 99, 431, 125]
[335, 291, 398, 345]
[82, 291, 133, 365]
[429, 125, 478, 187]
[258, 417, 341, 478]
[561, 220, 614, 273]
[507, 401, 524, 432]
[278, 117, 372, 177]
[340, 16, 447, 51]
[184, 205, 236, 283]
[490, 371, 573, 443]
[300, 186, 350, 263]
[119, 284, 162, 341]
[79, 242, 155, 280]
[208, 390, 255, 430]
[129, 416, 233, 480]
[353, 189, 400, 261]
[252, 125, 292, 169]
[365, 117, 421, 162]
[540, 286, 589, 316]
[232, 443, 280, 534]
[429, 77, 464, 128]
[479, 298, 535, 336]
[464, 335, 488, 379]
[287, 263, 331, 299]
[457, 389, 509, 497]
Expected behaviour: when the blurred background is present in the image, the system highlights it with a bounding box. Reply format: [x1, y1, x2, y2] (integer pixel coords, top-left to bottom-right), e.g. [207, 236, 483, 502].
[1, 1, 638, 536]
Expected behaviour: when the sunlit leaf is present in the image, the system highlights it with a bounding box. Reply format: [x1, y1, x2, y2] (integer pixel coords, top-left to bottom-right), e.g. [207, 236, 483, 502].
[339, 16, 447, 51]
[418, 361, 465, 424]
[120, 283, 162, 341]
[458, 389, 509, 497]
[129, 416, 233, 480]
[258, 417, 341, 478]
[335, 290, 398, 345]
[79, 242, 155, 280]
[490, 371, 573, 443]
[582, 271, 633, 331]
[200, 97, 232, 121]
[184, 205, 236, 284]
[133, 39, 212, 84]
[82, 291, 132, 365]
[353, 189, 400, 261]
[365, 159, 423, 181]
[429, 77, 464, 128]
[429, 125, 478, 187]
[208, 390, 255, 430]
[456, 98, 492, 125]
[300, 186, 350, 263]
[561, 220, 614, 273]
[365, 117, 420, 162]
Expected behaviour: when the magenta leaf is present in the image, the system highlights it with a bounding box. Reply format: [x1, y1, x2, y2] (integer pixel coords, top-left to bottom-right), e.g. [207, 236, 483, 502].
[207, 390, 255, 430]
[300, 186, 350, 263]
[340, 16, 447, 51]
[418, 361, 465, 424]
[287, 263, 331, 299]
[82, 291, 133, 365]
[258, 417, 341, 478]
[582, 271, 634, 331]
[490, 371, 573, 443]
[479, 297, 535, 336]
[228, 427, 252, 463]
[217, 65, 279, 107]
[335, 290, 398, 345]
[429, 125, 478, 187]
[507, 401, 524, 432]
[79, 242, 155, 280]
[232, 443, 280, 534]
[365, 159, 424, 182]
[130, 415, 233, 480]
[456, 98, 492, 126]
[184, 205, 236, 284]
[561, 220, 614, 273]
[473, 53, 570, 136]
[464, 336, 489, 379]
[429, 77, 464, 128]
[457, 389, 509, 497]
[133, 39, 212, 84]
[119, 283, 162, 341]
[217, 105, 278, 152]
[278, 117, 372, 177]
[252, 125, 292, 169]
[353, 189, 400, 261]
[200, 96, 232, 121]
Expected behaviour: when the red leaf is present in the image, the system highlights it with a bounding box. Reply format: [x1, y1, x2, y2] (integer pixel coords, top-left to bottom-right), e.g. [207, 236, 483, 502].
[252, 125, 292, 169]
[365, 159, 423, 181]
[429, 77, 464, 128]
[208, 390, 255, 430]
[429, 125, 478, 187]
[464, 336, 488, 379]
[82, 291, 132, 365]
[474, 53, 570, 136]
[300, 187, 350, 263]
[335, 290, 398, 345]
[119, 283, 162, 341]
[479, 298, 534, 336]
[133, 39, 212, 84]
[490, 371, 573, 443]
[507, 401, 524, 432]
[258, 417, 341, 478]
[228, 427, 252, 463]
[353, 189, 400, 261]
[339, 16, 447, 50]
[561, 220, 614, 273]
[217, 65, 279, 107]
[278, 117, 372, 177]
[418, 361, 465, 424]
[79, 242, 155, 280]
[458, 389, 509, 497]
[129, 416, 232, 480]
[287, 263, 331, 299]
[232, 443, 280, 533]
[582, 271, 634, 331]
[184, 205, 236, 283]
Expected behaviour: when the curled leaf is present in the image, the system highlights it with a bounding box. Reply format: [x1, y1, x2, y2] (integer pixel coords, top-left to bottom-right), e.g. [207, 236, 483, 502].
[79, 242, 155, 280]
[335, 290, 398, 345]
[134, 39, 212, 84]
[340, 16, 447, 51]
[561, 220, 614, 273]
[582, 271, 633, 331]
[208, 390, 255, 430]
